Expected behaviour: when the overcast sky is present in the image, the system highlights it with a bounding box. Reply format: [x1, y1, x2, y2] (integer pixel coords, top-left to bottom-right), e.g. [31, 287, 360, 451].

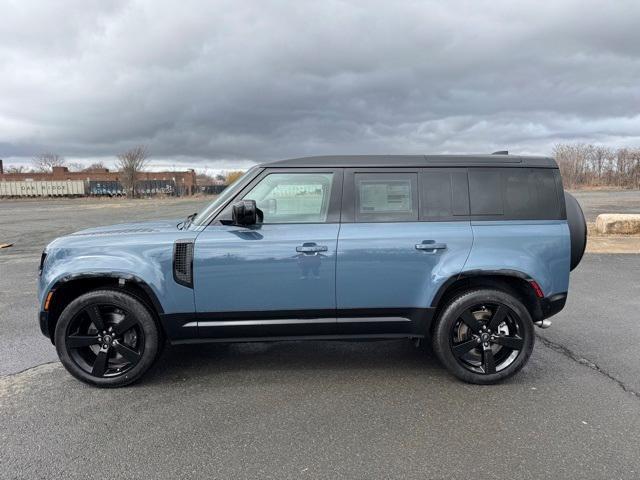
[1, 0, 639, 171]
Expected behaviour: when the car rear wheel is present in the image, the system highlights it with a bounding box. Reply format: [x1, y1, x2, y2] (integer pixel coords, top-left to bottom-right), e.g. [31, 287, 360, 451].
[55, 289, 160, 387]
[432, 289, 535, 384]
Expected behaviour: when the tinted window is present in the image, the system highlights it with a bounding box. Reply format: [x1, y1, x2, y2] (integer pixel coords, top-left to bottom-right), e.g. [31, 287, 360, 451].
[243, 172, 334, 223]
[504, 169, 559, 219]
[421, 169, 470, 219]
[468, 168, 561, 219]
[355, 173, 418, 222]
[469, 170, 504, 215]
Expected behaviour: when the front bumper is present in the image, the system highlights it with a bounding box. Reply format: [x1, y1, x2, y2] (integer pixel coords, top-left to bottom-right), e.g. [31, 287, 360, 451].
[39, 311, 50, 338]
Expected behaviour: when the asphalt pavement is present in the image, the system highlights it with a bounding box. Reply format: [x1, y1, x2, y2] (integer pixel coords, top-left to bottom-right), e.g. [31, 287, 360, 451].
[1, 194, 640, 479]
[570, 189, 640, 221]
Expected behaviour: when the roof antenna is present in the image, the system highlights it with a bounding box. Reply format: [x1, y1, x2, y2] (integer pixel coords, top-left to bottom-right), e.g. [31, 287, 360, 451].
[492, 150, 509, 155]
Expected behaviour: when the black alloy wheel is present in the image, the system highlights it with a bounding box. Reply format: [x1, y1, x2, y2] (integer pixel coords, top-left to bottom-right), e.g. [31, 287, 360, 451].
[432, 289, 535, 384]
[66, 304, 144, 377]
[450, 302, 524, 375]
[55, 290, 160, 387]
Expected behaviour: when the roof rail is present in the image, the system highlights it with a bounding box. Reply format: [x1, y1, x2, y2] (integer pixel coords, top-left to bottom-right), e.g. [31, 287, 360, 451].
[492, 150, 509, 155]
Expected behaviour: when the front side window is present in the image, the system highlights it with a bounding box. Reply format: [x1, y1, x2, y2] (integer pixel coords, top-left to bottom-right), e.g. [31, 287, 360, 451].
[243, 172, 334, 223]
[355, 172, 419, 222]
[192, 166, 259, 226]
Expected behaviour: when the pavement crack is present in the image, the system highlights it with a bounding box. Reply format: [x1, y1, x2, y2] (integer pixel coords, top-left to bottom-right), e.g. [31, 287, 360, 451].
[0, 361, 60, 379]
[537, 334, 639, 399]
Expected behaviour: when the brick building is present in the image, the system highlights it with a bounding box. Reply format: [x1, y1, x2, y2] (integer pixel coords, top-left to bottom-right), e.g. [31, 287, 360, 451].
[0, 160, 197, 196]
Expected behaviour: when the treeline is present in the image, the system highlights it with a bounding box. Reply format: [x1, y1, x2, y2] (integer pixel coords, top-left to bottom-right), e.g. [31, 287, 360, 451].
[554, 144, 640, 189]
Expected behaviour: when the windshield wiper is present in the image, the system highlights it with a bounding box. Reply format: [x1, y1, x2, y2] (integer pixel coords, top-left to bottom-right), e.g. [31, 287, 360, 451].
[178, 212, 197, 230]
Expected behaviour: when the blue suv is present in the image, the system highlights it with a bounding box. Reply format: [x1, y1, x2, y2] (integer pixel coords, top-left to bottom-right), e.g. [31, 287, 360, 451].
[38, 153, 586, 387]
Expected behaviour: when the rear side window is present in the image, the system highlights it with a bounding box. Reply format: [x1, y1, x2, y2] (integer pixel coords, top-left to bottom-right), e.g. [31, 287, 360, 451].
[468, 168, 561, 220]
[420, 169, 470, 219]
[355, 173, 418, 222]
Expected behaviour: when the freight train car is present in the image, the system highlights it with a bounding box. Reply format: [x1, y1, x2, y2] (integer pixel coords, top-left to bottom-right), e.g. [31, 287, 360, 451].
[88, 181, 124, 196]
[0, 180, 86, 197]
[199, 184, 227, 195]
[135, 180, 176, 196]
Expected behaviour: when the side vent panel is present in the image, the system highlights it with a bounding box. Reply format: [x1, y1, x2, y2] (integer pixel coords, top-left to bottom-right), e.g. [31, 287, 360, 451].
[173, 240, 194, 288]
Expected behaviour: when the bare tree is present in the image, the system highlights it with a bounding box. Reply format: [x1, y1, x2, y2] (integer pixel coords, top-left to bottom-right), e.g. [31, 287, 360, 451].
[6, 165, 29, 173]
[84, 161, 106, 171]
[67, 162, 84, 172]
[116, 146, 149, 197]
[554, 143, 640, 189]
[195, 171, 216, 185]
[32, 152, 65, 172]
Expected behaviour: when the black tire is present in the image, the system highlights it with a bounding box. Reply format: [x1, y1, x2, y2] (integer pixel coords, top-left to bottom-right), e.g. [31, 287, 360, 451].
[565, 192, 587, 271]
[432, 289, 535, 384]
[55, 289, 160, 388]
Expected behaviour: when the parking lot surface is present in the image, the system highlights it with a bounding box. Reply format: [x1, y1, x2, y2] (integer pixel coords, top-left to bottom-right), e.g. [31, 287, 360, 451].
[1, 193, 640, 479]
[571, 189, 640, 221]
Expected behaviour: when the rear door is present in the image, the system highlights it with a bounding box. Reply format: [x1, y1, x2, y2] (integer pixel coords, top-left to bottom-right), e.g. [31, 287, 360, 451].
[336, 168, 473, 335]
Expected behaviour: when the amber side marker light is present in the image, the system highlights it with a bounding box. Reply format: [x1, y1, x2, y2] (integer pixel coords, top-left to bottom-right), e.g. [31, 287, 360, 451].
[44, 291, 54, 311]
[529, 280, 544, 298]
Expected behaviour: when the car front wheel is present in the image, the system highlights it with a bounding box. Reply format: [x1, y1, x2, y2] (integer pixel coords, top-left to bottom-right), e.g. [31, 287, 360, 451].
[54, 289, 160, 387]
[432, 288, 535, 384]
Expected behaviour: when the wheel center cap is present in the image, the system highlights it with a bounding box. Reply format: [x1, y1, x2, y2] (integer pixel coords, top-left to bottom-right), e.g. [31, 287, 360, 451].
[103, 335, 113, 344]
[481, 333, 491, 343]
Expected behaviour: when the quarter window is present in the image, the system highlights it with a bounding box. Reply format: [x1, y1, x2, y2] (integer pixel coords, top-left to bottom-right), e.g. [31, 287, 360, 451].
[242, 172, 334, 223]
[355, 173, 418, 222]
[503, 169, 559, 219]
[468, 168, 561, 219]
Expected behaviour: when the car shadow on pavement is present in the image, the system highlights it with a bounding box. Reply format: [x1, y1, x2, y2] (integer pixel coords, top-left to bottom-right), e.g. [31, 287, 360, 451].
[142, 339, 444, 386]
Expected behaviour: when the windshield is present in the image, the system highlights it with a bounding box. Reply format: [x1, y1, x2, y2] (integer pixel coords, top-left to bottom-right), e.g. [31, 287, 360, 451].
[191, 167, 259, 226]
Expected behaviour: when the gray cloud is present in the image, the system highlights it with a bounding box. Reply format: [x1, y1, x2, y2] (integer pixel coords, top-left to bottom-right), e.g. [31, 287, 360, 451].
[1, 0, 640, 169]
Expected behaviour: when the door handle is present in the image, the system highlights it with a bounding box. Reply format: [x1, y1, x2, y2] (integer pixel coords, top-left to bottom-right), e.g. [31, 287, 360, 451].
[296, 244, 328, 254]
[415, 241, 447, 253]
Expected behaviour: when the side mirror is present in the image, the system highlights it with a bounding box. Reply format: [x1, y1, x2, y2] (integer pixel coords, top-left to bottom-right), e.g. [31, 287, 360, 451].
[232, 199, 260, 226]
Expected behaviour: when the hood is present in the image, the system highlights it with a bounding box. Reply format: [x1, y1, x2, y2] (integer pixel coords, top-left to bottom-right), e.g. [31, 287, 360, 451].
[69, 219, 182, 236]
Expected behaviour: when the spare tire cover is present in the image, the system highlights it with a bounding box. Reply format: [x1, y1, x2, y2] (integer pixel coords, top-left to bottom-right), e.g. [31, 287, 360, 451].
[564, 192, 587, 270]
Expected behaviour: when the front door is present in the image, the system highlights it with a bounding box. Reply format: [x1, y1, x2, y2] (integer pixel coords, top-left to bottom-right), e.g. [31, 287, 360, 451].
[194, 169, 343, 339]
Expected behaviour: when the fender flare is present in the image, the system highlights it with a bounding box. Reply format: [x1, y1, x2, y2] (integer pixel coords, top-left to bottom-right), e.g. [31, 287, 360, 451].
[48, 272, 164, 314]
[431, 269, 536, 308]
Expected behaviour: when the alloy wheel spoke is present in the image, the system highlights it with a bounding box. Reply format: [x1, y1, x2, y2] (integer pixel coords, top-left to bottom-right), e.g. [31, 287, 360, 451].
[113, 341, 141, 365]
[113, 315, 137, 336]
[493, 335, 524, 351]
[92, 348, 110, 376]
[452, 338, 479, 358]
[487, 305, 507, 331]
[482, 347, 496, 374]
[86, 305, 105, 330]
[460, 309, 482, 333]
[67, 335, 100, 349]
